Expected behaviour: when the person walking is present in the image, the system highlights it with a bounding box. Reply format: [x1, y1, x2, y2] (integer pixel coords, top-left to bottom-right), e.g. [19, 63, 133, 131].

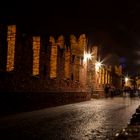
[104, 84, 110, 98]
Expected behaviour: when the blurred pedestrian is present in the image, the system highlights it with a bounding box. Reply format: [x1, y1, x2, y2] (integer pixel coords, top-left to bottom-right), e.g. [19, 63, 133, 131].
[104, 84, 110, 98]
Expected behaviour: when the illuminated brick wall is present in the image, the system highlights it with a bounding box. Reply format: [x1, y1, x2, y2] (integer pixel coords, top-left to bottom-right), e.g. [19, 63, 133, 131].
[6, 25, 16, 71]
[101, 68, 105, 84]
[99, 68, 101, 84]
[105, 69, 108, 84]
[108, 72, 110, 84]
[115, 65, 122, 76]
[50, 37, 58, 79]
[70, 35, 78, 56]
[74, 57, 80, 81]
[64, 48, 71, 79]
[78, 34, 86, 56]
[32, 36, 40, 76]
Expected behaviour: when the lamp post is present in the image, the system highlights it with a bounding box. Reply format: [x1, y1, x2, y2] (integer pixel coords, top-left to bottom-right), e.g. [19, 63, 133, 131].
[95, 61, 102, 89]
[83, 51, 103, 96]
[125, 77, 129, 86]
[83, 51, 92, 93]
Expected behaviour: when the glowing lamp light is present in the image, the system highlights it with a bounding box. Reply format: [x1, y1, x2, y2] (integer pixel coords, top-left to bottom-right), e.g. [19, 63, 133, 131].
[124, 76, 129, 86]
[83, 52, 92, 63]
[86, 53, 92, 59]
[125, 77, 129, 83]
[95, 61, 102, 71]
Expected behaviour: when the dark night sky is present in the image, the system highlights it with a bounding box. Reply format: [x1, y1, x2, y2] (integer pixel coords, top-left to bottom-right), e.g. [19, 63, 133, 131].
[1, 0, 140, 75]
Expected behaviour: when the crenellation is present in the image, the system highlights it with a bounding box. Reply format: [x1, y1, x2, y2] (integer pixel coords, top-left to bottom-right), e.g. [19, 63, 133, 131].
[0, 24, 122, 94]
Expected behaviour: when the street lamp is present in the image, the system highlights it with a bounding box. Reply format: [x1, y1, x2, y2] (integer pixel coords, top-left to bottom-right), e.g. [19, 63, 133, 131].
[95, 61, 102, 72]
[83, 51, 92, 63]
[125, 76, 129, 86]
[83, 51, 93, 93]
[95, 61, 103, 88]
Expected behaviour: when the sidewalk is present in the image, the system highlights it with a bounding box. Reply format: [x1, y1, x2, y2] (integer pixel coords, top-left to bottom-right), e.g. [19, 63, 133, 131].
[114, 105, 140, 140]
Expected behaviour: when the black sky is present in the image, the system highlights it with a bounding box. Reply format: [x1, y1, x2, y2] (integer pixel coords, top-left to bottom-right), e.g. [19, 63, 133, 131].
[1, 0, 140, 75]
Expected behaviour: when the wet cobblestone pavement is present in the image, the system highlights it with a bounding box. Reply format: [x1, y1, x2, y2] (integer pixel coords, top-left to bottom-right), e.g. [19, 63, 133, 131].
[0, 97, 140, 140]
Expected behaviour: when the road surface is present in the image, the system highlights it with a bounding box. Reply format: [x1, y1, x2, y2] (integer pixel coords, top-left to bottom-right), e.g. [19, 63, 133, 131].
[0, 97, 139, 140]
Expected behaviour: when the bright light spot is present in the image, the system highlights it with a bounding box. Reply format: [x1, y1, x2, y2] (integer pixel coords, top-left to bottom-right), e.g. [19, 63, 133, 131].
[115, 133, 119, 137]
[95, 61, 102, 71]
[125, 77, 129, 82]
[125, 76, 129, 86]
[83, 51, 92, 63]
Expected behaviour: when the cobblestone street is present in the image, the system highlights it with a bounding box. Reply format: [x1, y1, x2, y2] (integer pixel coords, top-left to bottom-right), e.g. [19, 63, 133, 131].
[0, 97, 139, 140]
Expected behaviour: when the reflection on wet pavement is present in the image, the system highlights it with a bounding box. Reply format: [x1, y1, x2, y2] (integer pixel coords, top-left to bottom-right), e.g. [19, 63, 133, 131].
[0, 97, 139, 140]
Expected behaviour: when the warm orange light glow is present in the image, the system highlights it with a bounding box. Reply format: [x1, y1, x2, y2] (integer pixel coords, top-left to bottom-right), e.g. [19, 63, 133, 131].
[101, 68, 105, 84]
[115, 65, 122, 76]
[50, 41, 57, 79]
[64, 48, 71, 79]
[105, 69, 108, 84]
[32, 36, 40, 76]
[124, 76, 129, 86]
[6, 25, 16, 72]
[108, 72, 110, 84]
[125, 77, 129, 82]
